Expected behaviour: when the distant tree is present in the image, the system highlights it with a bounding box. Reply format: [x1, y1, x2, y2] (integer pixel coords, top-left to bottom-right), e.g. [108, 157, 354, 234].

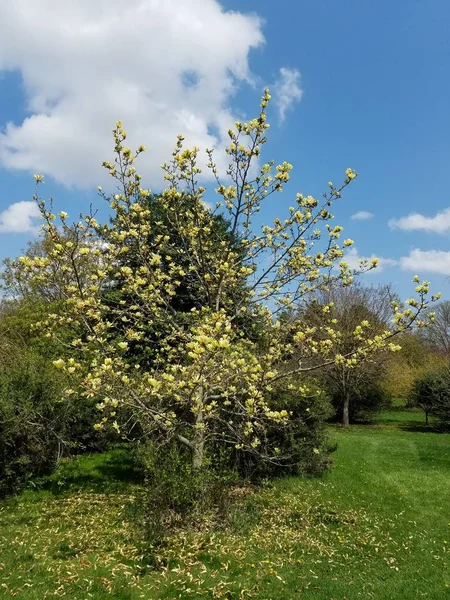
[421, 301, 450, 357]
[1, 230, 101, 304]
[382, 333, 445, 400]
[295, 283, 400, 425]
[409, 369, 450, 426]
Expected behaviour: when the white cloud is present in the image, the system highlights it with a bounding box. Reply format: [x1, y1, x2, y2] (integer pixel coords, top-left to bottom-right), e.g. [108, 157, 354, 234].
[400, 249, 450, 275]
[351, 211, 374, 221]
[344, 247, 397, 273]
[389, 208, 450, 234]
[0, 0, 268, 188]
[273, 67, 303, 123]
[0, 201, 40, 233]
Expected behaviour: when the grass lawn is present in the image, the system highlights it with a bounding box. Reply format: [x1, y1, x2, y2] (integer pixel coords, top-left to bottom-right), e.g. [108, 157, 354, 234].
[1, 404, 449, 599]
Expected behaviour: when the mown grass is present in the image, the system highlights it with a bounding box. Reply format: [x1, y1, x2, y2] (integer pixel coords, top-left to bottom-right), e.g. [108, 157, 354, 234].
[374, 397, 436, 429]
[1, 405, 449, 599]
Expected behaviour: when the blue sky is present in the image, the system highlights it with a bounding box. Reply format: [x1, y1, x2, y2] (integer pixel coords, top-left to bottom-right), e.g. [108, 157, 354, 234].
[1, 0, 450, 299]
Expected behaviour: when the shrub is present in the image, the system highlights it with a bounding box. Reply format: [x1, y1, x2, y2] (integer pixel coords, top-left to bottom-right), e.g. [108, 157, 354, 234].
[382, 333, 446, 401]
[0, 346, 109, 497]
[409, 369, 450, 426]
[133, 441, 238, 551]
[330, 381, 391, 424]
[229, 381, 334, 479]
[0, 352, 61, 495]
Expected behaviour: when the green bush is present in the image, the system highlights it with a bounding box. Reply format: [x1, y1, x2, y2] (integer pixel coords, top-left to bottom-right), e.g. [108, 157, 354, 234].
[133, 441, 238, 551]
[0, 352, 61, 495]
[409, 369, 450, 427]
[0, 295, 122, 496]
[229, 382, 333, 479]
[0, 348, 109, 497]
[330, 382, 391, 424]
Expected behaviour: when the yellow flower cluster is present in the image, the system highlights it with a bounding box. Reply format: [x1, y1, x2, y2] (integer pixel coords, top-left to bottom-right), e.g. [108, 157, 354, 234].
[16, 91, 438, 467]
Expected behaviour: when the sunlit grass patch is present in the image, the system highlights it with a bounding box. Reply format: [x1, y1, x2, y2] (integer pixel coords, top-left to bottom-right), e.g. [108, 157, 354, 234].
[1, 405, 449, 598]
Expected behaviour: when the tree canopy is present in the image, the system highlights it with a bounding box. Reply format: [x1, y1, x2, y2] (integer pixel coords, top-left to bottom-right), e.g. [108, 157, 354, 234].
[14, 91, 437, 469]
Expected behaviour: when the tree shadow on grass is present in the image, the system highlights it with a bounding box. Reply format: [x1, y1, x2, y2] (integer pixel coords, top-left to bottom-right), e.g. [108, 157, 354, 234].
[374, 404, 446, 433]
[44, 447, 143, 494]
[400, 423, 448, 434]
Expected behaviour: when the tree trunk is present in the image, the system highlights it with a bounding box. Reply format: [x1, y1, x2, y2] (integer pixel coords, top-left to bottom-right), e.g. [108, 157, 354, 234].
[425, 410, 429, 425]
[343, 391, 350, 427]
[192, 386, 205, 470]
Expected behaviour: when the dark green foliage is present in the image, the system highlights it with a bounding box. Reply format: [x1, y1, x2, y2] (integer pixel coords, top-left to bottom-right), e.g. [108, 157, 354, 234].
[0, 348, 111, 497]
[0, 351, 62, 495]
[230, 382, 334, 479]
[0, 299, 109, 496]
[268, 385, 333, 476]
[330, 381, 391, 424]
[102, 194, 255, 370]
[108, 191, 268, 377]
[133, 441, 238, 550]
[409, 368, 450, 426]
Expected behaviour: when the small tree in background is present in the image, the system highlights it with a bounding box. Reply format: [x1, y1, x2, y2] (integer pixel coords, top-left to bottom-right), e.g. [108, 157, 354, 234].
[17, 91, 436, 470]
[2, 231, 101, 304]
[421, 300, 450, 358]
[288, 283, 399, 425]
[409, 369, 450, 426]
[382, 332, 445, 401]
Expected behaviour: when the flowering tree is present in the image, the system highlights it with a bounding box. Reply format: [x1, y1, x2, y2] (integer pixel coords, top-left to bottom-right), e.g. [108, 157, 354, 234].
[19, 91, 437, 469]
[296, 283, 399, 425]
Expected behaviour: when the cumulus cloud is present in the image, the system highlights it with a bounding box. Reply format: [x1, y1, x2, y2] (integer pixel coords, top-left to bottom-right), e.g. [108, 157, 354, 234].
[0, 0, 269, 188]
[400, 249, 450, 275]
[0, 201, 40, 233]
[273, 67, 303, 123]
[389, 208, 450, 234]
[344, 247, 397, 273]
[351, 211, 374, 221]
